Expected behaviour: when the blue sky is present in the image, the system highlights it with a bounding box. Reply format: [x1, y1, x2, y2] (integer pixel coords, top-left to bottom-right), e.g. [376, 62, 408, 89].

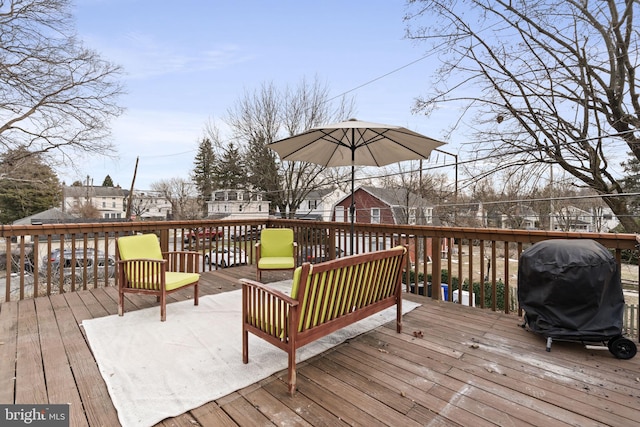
[68, 1, 456, 190]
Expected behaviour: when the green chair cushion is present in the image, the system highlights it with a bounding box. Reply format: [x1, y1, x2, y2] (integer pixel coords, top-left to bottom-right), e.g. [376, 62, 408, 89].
[260, 228, 294, 258]
[258, 257, 296, 269]
[165, 272, 200, 290]
[117, 234, 163, 261]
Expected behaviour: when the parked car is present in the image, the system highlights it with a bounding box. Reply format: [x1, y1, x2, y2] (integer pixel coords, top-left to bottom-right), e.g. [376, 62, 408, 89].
[183, 227, 223, 243]
[231, 226, 261, 241]
[298, 245, 345, 264]
[203, 247, 248, 268]
[41, 248, 116, 281]
[42, 248, 116, 270]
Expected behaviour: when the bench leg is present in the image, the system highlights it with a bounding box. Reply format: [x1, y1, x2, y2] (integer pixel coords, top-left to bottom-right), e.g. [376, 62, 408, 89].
[288, 349, 297, 396]
[118, 287, 124, 317]
[242, 328, 249, 364]
[160, 291, 167, 322]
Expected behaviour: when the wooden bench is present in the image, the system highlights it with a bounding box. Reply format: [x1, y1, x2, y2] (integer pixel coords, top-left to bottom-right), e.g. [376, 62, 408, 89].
[240, 245, 407, 395]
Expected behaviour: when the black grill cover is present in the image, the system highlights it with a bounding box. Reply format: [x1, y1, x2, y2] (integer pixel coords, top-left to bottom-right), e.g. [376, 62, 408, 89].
[518, 239, 624, 340]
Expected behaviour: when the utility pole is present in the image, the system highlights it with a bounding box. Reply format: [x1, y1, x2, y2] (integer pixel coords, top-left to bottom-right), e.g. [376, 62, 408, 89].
[126, 157, 139, 220]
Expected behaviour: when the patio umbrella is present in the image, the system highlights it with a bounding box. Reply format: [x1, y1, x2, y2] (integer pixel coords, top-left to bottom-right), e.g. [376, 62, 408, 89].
[268, 118, 446, 253]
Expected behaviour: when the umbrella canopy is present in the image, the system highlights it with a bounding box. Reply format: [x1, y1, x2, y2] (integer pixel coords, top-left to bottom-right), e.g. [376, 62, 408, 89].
[268, 118, 445, 167]
[268, 118, 446, 253]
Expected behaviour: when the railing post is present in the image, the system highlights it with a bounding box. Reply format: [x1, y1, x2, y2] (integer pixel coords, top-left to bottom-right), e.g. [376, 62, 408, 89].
[328, 228, 336, 260]
[431, 236, 442, 300]
[159, 229, 169, 253]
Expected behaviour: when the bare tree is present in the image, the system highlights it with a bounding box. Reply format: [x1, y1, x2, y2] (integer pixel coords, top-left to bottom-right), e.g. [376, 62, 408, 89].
[224, 77, 355, 218]
[406, 0, 640, 232]
[128, 196, 152, 219]
[68, 202, 101, 219]
[150, 178, 200, 220]
[0, 0, 124, 167]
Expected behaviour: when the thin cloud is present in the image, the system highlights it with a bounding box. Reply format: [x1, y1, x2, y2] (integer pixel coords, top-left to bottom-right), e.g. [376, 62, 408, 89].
[87, 32, 253, 80]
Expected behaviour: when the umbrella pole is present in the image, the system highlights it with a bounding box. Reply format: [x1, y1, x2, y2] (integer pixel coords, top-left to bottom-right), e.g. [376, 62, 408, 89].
[350, 162, 355, 255]
[350, 131, 355, 256]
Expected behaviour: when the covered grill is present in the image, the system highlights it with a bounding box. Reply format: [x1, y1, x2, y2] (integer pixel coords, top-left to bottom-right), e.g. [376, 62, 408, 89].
[518, 239, 636, 359]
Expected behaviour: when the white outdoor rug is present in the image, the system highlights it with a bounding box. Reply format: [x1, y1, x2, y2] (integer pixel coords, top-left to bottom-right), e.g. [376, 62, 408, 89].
[82, 281, 421, 427]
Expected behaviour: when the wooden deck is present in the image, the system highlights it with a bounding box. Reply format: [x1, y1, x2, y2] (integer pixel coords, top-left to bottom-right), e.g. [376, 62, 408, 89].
[1, 264, 639, 426]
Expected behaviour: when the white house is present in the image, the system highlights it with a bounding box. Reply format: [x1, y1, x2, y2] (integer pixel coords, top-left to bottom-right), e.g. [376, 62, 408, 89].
[62, 185, 127, 219]
[128, 191, 173, 220]
[278, 188, 346, 221]
[551, 205, 594, 232]
[206, 189, 270, 220]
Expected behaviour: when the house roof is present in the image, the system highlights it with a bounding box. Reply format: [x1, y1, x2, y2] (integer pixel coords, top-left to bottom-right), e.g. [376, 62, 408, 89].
[335, 186, 433, 207]
[63, 186, 128, 198]
[360, 186, 434, 208]
[12, 208, 77, 225]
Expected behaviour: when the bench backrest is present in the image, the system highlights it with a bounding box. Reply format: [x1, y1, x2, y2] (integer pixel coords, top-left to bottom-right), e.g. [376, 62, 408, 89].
[290, 246, 406, 332]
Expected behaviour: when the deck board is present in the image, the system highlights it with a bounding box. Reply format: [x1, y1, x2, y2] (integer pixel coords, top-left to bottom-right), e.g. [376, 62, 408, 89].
[1, 264, 639, 426]
[34, 296, 85, 426]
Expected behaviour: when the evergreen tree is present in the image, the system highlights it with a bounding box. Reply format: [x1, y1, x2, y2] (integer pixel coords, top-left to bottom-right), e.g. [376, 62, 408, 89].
[0, 148, 62, 223]
[102, 175, 114, 187]
[244, 134, 282, 213]
[192, 138, 216, 205]
[213, 143, 246, 189]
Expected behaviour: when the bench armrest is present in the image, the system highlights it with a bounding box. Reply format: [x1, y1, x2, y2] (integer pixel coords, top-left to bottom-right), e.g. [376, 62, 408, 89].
[240, 278, 298, 307]
[241, 278, 299, 340]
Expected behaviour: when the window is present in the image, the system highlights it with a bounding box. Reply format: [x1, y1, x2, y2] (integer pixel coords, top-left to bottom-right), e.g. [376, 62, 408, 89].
[371, 208, 380, 224]
[308, 200, 318, 209]
[237, 192, 243, 201]
[425, 208, 433, 224]
[409, 208, 417, 225]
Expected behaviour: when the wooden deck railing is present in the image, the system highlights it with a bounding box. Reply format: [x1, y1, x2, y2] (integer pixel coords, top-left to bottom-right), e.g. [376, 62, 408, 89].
[1, 218, 638, 338]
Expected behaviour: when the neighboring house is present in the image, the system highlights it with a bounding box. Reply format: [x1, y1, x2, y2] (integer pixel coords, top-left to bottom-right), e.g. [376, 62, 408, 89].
[331, 186, 438, 226]
[552, 205, 594, 232]
[278, 187, 346, 221]
[331, 186, 444, 263]
[499, 205, 539, 230]
[62, 185, 128, 219]
[128, 191, 173, 220]
[551, 205, 619, 233]
[206, 189, 270, 220]
[590, 206, 619, 232]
